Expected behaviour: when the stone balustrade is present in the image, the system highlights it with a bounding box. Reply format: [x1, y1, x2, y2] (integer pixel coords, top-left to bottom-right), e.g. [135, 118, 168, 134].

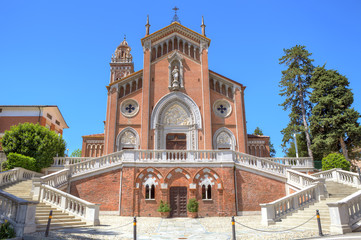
[328, 190, 361, 234]
[38, 184, 100, 226]
[0, 190, 37, 236]
[260, 181, 327, 226]
[0, 168, 42, 187]
[68, 151, 124, 176]
[266, 157, 314, 170]
[287, 169, 321, 189]
[39, 169, 69, 188]
[312, 168, 361, 189]
[235, 152, 289, 177]
[52, 157, 92, 166]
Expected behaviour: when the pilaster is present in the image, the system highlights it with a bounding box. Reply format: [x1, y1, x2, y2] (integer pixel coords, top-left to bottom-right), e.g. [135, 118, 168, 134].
[200, 46, 212, 149]
[234, 87, 248, 152]
[140, 42, 151, 149]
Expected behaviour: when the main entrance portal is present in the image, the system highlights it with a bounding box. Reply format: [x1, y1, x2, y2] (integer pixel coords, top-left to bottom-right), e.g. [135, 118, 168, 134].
[170, 187, 187, 217]
[166, 133, 186, 150]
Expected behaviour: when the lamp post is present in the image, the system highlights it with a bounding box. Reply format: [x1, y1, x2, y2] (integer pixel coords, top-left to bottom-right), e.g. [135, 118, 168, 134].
[67, 149, 69, 157]
[293, 133, 299, 158]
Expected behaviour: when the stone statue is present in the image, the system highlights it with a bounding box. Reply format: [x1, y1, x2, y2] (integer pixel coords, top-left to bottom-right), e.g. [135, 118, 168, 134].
[171, 66, 180, 90]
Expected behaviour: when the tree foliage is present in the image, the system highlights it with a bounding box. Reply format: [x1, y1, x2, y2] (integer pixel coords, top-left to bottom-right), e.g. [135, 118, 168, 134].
[322, 153, 350, 171]
[284, 132, 309, 158]
[70, 148, 82, 157]
[310, 66, 361, 161]
[279, 45, 314, 158]
[0, 123, 66, 171]
[6, 153, 37, 172]
[253, 127, 276, 157]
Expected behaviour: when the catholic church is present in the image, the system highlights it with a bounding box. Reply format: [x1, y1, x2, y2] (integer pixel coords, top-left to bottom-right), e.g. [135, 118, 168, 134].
[75, 12, 284, 217]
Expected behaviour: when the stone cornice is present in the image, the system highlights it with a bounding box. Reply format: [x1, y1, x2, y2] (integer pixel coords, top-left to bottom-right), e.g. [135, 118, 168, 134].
[141, 22, 211, 47]
[106, 70, 143, 90]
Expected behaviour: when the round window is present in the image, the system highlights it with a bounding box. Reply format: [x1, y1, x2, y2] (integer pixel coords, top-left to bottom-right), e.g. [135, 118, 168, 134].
[121, 99, 139, 118]
[213, 99, 232, 118]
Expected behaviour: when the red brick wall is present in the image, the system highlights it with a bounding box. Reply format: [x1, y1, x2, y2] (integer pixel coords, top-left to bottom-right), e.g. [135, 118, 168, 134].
[70, 169, 121, 211]
[236, 169, 286, 211]
[0, 116, 45, 133]
[69, 166, 286, 216]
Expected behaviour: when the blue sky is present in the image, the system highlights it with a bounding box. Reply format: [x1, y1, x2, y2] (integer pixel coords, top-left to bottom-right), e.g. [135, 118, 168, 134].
[1, 0, 360, 157]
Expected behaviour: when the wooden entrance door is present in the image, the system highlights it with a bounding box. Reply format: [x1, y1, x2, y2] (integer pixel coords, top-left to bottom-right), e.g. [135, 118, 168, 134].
[170, 187, 187, 217]
[166, 133, 187, 150]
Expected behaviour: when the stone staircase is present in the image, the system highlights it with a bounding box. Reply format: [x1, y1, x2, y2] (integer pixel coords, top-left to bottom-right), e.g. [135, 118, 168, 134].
[0, 180, 87, 231]
[275, 182, 358, 232]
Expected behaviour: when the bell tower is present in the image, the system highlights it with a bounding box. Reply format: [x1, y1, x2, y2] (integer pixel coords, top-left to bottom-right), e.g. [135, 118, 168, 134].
[110, 36, 134, 83]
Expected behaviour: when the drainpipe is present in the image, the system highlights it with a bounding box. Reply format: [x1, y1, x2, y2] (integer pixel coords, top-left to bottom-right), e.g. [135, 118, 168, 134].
[234, 165, 238, 215]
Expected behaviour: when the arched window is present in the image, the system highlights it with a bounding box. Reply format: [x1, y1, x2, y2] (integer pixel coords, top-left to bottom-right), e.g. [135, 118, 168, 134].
[202, 184, 212, 200]
[145, 184, 155, 200]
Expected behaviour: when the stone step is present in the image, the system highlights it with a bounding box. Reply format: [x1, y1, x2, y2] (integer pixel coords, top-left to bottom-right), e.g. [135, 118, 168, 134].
[36, 214, 75, 219]
[36, 224, 88, 232]
[36, 218, 82, 224]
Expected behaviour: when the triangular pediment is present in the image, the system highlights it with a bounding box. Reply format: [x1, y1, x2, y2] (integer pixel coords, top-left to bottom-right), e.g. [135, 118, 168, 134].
[141, 22, 211, 47]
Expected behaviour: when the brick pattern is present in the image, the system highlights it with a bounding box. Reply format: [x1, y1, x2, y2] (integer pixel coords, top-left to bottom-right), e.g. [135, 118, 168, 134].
[70, 166, 286, 217]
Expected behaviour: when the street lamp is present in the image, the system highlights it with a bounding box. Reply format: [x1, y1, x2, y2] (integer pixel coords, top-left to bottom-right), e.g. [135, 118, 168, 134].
[293, 133, 299, 158]
[67, 149, 69, 157]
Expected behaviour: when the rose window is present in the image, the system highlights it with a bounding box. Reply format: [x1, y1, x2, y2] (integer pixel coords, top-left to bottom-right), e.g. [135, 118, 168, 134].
[121, 99, 139, 117]
[213, 100, 231, 118]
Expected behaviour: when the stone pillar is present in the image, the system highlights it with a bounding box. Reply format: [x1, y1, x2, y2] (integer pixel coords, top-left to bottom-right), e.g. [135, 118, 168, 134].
[200, 45, 212, 149]
[140, 42, 151, 149]
[234, 87, 248, 152]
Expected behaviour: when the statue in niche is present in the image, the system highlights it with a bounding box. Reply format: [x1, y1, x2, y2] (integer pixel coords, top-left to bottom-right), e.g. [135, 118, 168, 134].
[171, 66, 180, 90]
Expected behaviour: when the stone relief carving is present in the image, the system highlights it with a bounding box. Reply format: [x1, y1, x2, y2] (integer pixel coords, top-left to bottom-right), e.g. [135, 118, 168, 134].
[163, 104, 190, 125]
[171, 66, 180, 90]
[217, 132, 231, 145]
[121, 131, 136, 144]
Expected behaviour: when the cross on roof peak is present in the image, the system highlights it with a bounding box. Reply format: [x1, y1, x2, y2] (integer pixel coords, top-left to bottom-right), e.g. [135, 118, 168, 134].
[171, 6, 181, 24]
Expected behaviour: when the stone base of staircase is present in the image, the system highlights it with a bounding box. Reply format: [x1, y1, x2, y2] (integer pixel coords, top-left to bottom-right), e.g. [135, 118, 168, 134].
[0, 180, 88, 232]
[275, 181, 359, 232]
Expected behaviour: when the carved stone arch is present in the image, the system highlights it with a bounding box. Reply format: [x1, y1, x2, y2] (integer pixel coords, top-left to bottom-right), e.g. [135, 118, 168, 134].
[168, 51, 184, 89]
[193, 168, 223, 190]
[116, 127, 140, 150]
[150, 92, 202, 150]
[135, 167, 163, 189]
[164, 167, 192, 185]
[213, 127, 236, 150]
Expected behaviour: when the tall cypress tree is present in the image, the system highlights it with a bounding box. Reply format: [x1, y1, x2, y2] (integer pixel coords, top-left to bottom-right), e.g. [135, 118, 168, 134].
[310, 66, 361, 161]
[279, 45, 314, 158]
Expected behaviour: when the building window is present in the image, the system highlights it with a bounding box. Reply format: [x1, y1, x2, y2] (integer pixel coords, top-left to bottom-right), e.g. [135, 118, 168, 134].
[202, 184, 212, 200]
[55, 120, 60, 126]
[213, 99, 232, 118]
[145, 184, 155, 200]
[47, 113, 52, 120]
[121, 99, 139, 118]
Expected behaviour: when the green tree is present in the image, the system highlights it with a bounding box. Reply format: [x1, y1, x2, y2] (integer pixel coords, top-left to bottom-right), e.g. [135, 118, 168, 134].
[70, 148, 82, 157]
[0, 123, 66, 171]
[253, 127, 263, 136]
[279, 45, 314, 158]
[322, 153, 350, 171]
[310, 66, 361, 161]
[253, 127, 276, 157]
[284, 132, 309, 158]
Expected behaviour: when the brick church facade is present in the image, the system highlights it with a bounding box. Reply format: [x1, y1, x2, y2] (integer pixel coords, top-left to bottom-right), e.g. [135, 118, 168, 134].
[76, 17, 285, 217]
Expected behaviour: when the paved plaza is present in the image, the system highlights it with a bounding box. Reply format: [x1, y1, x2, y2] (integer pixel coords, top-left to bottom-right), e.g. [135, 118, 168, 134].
[23, 215, 334, 240]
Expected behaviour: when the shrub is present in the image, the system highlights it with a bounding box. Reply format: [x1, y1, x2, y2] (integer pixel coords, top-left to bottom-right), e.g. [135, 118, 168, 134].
[322, 153, 350, 171]
[187, 198, 198, 212]
[0, 220, 16, 239]
[6, 153, 37, 172]
[1, 123, 66, 171]
[157, 200, 171, 212]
